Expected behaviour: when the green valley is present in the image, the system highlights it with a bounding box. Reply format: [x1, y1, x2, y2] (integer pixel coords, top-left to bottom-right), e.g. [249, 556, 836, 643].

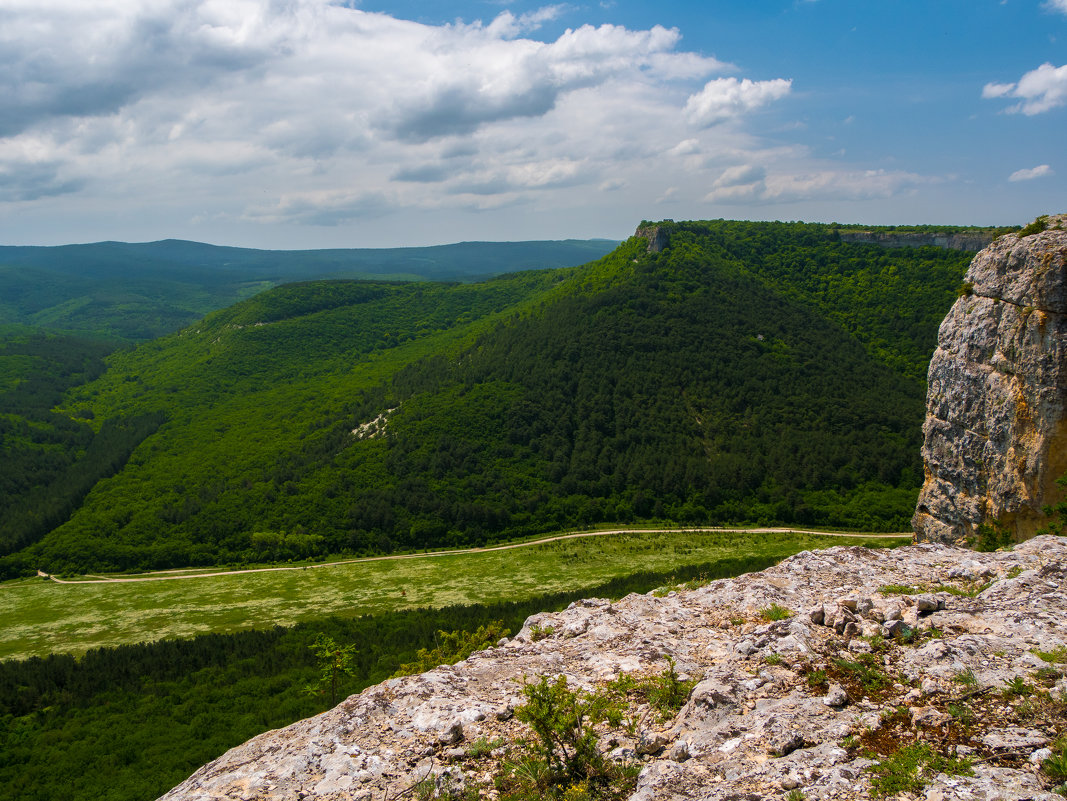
[0, 219, 985, 579]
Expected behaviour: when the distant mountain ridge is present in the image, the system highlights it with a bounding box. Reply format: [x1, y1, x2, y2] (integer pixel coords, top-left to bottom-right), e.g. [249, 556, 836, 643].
[0, 238, 618, 340]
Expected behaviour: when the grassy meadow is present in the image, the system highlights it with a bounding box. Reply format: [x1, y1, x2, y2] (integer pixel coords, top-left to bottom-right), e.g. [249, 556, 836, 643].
[0, 528, 908, 661]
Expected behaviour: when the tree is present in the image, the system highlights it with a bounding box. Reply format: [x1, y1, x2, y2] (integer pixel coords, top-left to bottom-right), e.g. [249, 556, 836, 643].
[305, 634, 357, 708]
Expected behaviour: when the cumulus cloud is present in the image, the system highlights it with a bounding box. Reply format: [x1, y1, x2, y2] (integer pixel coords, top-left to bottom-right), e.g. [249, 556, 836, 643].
[703, 167, 932, 204]
[0, 0, 751, 219]
[1008, 164, 1054, 182]
[1045, 0, 1067, 14]
[3, 0, 943, 241]
[684, 78, 792, 127]
[982, 63, 1067, 115]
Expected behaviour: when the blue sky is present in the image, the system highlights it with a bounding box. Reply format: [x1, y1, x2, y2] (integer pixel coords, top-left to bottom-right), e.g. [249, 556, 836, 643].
[0, 0, 1063, 248]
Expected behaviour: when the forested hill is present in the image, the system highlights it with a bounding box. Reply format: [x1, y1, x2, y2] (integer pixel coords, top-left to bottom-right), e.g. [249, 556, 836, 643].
[0, 220, 982, 577]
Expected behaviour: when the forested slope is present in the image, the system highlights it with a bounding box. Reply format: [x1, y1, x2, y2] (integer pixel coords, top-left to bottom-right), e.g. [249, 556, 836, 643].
[1, 220, 979, 576]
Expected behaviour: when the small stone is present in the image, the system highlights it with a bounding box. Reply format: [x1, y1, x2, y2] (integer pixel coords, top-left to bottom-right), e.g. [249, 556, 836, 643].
[884, 619, 907, 638]
[1031, 747, 1053, 764]
[668, 740, 690, 762]
[909, 706, 951, 727]
[914, 594, 938, 613]
[767, 731, 805, 757]
[837, 597, 859, 611]
[780, 775, 800, 790]
[808, 605, 825, 625]
[980, 727, 1050, 751]
[438, 722, 464, 746]
[636, 731, 668, 755]
[847, 638, 872, 654]
[901, 687, 922, 705]
[823, 684, 848, 707]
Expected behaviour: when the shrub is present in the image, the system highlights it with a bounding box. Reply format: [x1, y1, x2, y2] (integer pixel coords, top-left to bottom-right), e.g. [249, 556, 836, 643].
[514, 675, 614, 786]
[393, 621, 509, 677]
[867, 742, 972, 797]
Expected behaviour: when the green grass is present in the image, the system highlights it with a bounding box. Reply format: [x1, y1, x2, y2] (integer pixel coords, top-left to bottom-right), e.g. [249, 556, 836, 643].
[0, 529, 907, 660]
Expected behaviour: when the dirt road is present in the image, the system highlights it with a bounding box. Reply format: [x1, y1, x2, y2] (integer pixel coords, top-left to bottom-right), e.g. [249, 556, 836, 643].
[35, 527, 909, 585]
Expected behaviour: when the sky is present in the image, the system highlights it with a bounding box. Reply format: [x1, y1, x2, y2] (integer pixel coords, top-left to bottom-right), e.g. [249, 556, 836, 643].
[1, 0, 1064, 248]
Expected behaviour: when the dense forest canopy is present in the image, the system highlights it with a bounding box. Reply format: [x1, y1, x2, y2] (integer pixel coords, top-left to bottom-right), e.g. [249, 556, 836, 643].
[0, 220, 982, 578]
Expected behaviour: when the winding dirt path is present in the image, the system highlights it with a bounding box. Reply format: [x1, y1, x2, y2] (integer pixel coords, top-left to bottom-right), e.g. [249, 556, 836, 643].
[36, 528, 909, 585]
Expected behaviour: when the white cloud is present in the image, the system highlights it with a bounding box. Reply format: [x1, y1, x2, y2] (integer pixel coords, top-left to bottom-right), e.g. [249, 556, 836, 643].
[982, 63, 1067, 114]
[684, 78, 792, 127]
[704, 167, 933, 204]
[0, 0, 947, 242]
[1008, 164, 1054, 182]
[1045, 0, 1067, 14]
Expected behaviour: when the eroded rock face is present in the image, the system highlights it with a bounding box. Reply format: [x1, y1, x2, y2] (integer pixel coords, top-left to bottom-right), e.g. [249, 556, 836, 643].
[914, 214, 1067, 545]
[160, 537, 1067, 801]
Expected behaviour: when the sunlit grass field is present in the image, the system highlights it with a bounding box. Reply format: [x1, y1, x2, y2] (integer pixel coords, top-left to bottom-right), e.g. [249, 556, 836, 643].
[0, 528, 908, 661]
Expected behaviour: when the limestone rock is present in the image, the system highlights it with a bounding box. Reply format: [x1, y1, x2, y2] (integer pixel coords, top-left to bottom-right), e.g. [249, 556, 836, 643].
[160, 537, 1067, 801]
[914, 214, 1067, 544]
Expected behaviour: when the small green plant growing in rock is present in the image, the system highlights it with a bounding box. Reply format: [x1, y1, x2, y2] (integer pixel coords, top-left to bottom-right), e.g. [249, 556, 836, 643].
[969, 521, 1013, 552]
[878, 584, 921, 595]
[947, 702, 974, 727]
[1002, 675, 1032, 698]
[953, 667, 979, 689]
[1041, 735, 1067, 794]
[530, 624, 555, 642]
[832, 653, 890, 692]
[758, 603, 793, 622]
[393, 621, 510, 677]
[764, 652, 784, 666]
[645, 657, 696, 718]
[1037, 473, 1067, 536]
[467, 736, 506, 758]
[1034, 645, 1067, 664]
[805, 667, 828, 690]
[786, 790, 806, 801]
[1018, 214, 1049, 238]
[866, 742, 972, 797]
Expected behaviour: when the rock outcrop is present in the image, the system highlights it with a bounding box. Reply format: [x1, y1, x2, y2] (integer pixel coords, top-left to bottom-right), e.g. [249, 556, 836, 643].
[635, 224, 670, 253]
[161, 537, 1067, 801]
[838, 230, 994, 252]
[914, 215, 1067, 545]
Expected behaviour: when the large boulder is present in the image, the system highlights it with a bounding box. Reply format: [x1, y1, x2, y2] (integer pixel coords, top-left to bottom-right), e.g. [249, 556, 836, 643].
[914, 214, 1067, 545]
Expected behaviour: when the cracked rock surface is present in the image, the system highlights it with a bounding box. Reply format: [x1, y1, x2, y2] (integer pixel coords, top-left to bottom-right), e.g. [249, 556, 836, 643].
[161, 536, 1067, 801]
[914, 214, 1067, 544]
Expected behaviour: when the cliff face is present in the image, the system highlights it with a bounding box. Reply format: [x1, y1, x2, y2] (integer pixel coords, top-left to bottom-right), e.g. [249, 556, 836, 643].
[161, 537, 1067, 801]
[838, 230, 994, 252]
[913, 215, 1067, 545]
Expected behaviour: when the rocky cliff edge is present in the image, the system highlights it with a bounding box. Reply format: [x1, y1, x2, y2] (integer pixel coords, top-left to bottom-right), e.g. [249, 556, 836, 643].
[914, 214, 1067, 545]
[161, 536, 1067, 801]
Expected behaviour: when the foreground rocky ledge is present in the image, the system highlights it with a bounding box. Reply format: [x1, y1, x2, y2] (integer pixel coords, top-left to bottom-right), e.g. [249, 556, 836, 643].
[162, 537, 1067, 801]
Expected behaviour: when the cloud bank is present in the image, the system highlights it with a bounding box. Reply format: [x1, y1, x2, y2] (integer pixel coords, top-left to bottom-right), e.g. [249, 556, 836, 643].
[0, 0, 807, 233]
